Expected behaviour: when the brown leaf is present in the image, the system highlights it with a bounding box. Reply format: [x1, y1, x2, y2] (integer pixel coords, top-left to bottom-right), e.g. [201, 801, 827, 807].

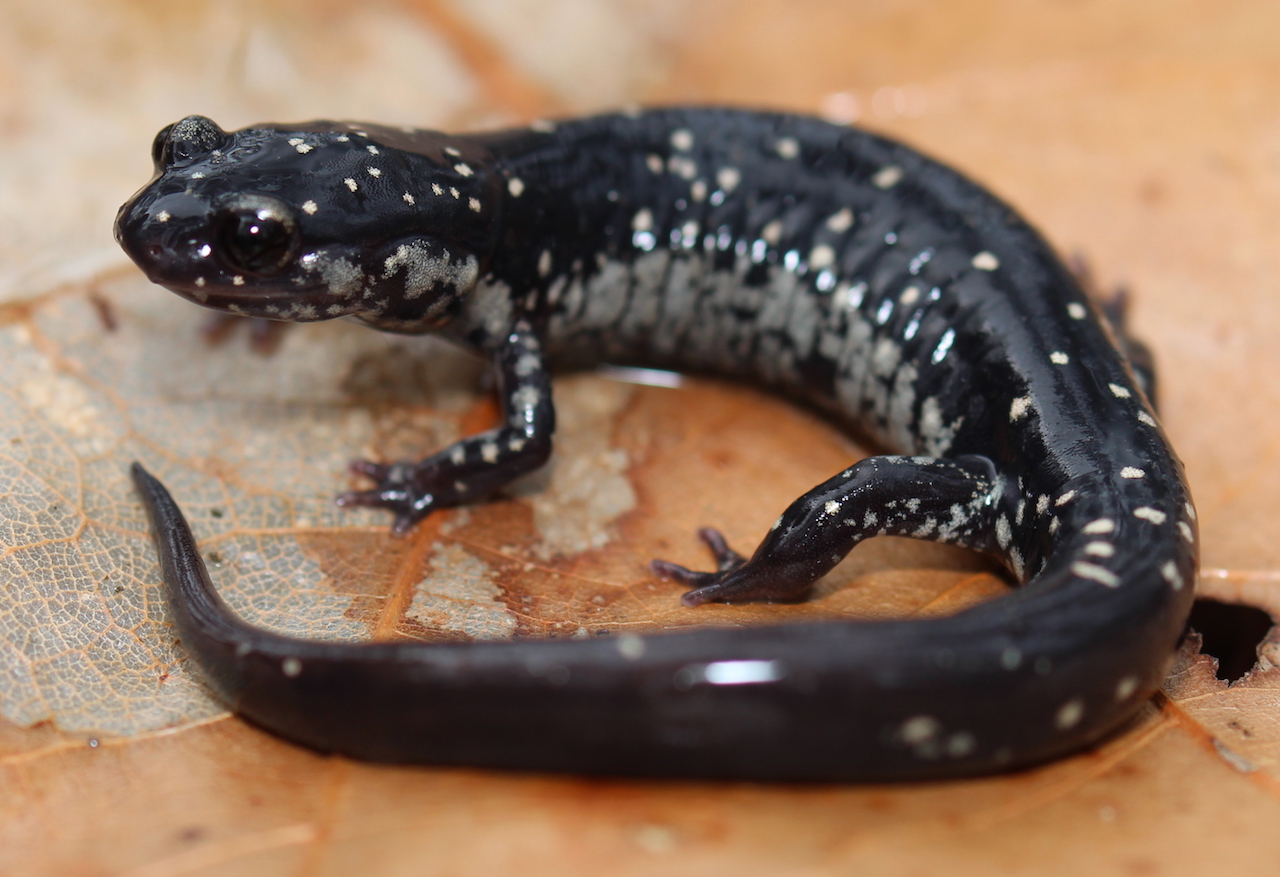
[6, 0, 1280, 875]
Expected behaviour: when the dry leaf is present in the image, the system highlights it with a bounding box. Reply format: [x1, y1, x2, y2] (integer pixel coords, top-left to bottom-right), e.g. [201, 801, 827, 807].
[5, 1, 1280, 875]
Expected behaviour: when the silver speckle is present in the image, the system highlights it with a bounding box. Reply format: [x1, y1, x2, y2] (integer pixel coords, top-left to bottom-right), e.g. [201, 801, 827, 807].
[872, 165, 903, 189]
[1072, 561, 1120, 588]
[1133, 506, 1166, 525]
[1055, 698, 1085, 729]
[971, 251, 1000, 271]
[1009, 396, 1031, 421]
[826, 207, 853, 232]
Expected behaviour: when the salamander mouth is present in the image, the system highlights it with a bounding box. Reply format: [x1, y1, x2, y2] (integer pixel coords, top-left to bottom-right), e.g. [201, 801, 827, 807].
[161, 280, 359, 321]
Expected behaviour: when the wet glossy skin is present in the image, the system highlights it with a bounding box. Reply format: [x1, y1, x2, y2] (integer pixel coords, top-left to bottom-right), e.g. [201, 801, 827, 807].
[117, 109, 1197, 780]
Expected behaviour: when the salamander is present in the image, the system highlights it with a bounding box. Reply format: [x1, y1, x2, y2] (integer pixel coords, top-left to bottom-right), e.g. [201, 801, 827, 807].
[114, 108, 1197, 781]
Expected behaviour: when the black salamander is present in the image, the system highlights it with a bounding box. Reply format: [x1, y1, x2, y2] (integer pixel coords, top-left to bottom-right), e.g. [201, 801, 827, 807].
[115, 109, 1197, 781]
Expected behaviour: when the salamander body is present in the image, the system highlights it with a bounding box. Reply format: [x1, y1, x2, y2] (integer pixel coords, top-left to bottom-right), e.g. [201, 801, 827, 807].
[116, 109, 1197, 780]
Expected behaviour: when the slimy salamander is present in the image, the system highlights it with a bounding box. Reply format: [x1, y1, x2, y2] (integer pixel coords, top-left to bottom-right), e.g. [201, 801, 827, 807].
[115, 108, 1197, 780]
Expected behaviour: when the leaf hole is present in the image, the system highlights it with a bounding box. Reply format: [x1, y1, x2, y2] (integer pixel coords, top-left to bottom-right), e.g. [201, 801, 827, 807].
[1187, 598, 1274, 683]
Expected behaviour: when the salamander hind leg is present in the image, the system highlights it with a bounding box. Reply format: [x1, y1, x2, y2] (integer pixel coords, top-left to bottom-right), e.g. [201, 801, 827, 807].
[651, 455, 1000, 607]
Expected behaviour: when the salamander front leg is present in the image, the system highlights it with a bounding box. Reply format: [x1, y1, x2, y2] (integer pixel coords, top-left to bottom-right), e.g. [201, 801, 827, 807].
[652, 455, 1000, 607]
[337, 320, 555, 533]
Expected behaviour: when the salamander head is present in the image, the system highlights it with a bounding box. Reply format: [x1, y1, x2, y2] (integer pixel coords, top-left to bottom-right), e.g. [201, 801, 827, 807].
[115, 116, 499, 331]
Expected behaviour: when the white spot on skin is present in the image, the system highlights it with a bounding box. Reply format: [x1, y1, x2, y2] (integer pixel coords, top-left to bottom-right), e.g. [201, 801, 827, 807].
[382, 242, 479, 301]
[282, 657, 302, 678]
[632, 208, 653, 232]
[1055, 699, 1085, 729]
[1178, 521, 1195, 542]
[1067, 302, 1087, 319]
[668, 155, 697, 179]
[809, 244, 835, 270]
[1056, 490, 1076, 507]
[872, 165, 903, 188]
[1120, 467, 1146, 479]
[900, 715, 941, 744]
[690, 180, 707, 202]
[368, 167, 382, 178]
[670, 128, 694, 151]
[775, 136, 800, 159]
[1050, 351, 1070, 365]
[344, 178, 358, 192]
[1185, 502, 1197, 521]
[761, 219, 783, 245]
[947, 732, 976, 758]
[155, 210, 171, 223]
[900, 285, 920, 306]
[1109, 383, 1132, 398]
[508, 177, 525, 197]
[469, 197, 482, 213]
[538, 250, 553, 278]
[716, 167, 741, 193]
[443, 145, 462, 157]
[1116, 676, 1139, 700]
[971, 251, 1000, 271]
[1134, 506, 1167, 525]
[616, 634, 645, 660]
[512, 385, 542, 412]
[301, 200, 318, 215]
[403, 192, 415, 206]
[231, 276, 244, 286]
[1160, 560, 1184, 589]
[1084, 541, 1115, 557]
[432, 183, 443, 196]
[287, 138, 312, 154]
[995, 516, 1012, 549]
[1083, 518, 1115, 534]
[824, 500, 840, 516]
[646, 154, 663, 174]
[454, 162, 474, 177]
[1009, 396, 1031, 421]
[449, 187, 460, 199]
[450, 446, 466, 465]
[1036, 494, 1050, 515]
[480, 442, 499, 464]
[1137, 410, 1158, 427]
[1072, 561, 1120, 587]
[366, 144, 379, 155]
[826, 207, 854, 232]
[194, 277, 205, 288]
[198, 244, 211, 258]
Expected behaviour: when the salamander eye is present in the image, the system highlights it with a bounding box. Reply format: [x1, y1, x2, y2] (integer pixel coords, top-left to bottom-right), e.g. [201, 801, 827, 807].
[150, 123, 175, 169]
[156, 115, 227, 167]
[215, 195, 300, 275]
